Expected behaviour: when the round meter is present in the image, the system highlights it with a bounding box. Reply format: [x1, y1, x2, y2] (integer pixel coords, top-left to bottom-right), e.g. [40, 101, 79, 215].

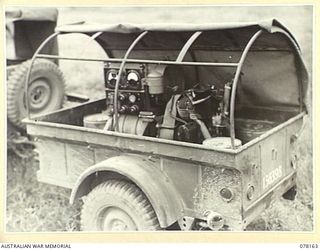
[106, 69, 119, 88]
[126, 70, 140, 89]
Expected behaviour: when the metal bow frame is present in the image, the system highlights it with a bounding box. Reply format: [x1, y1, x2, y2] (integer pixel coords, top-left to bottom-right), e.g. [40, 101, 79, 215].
[26, 28, 268, 149]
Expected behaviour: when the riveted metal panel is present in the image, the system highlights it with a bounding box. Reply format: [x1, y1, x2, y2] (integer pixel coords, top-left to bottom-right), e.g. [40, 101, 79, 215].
[237, 115, 303, 215]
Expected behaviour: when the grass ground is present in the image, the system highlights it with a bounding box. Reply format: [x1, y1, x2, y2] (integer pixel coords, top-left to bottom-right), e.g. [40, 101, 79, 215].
[6, 6, 313, 232]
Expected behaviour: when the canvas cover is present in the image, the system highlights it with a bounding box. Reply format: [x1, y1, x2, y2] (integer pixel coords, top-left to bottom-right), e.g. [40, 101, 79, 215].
[56, 19, 308, 111]
[6, 7, 58, 62]
[5, 7, 58, 22]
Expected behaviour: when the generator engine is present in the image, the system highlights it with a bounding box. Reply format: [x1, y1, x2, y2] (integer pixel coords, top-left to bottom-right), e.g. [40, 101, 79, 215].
[174, 84, 220, 143]
[84, 61, 232, 142]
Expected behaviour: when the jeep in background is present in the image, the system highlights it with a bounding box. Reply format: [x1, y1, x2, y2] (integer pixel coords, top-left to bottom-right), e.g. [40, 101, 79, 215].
[6, 7, 66, 131]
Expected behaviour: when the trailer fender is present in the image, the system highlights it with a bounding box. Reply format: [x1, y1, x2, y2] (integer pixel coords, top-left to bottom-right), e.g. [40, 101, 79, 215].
[70, 154, 184, 228]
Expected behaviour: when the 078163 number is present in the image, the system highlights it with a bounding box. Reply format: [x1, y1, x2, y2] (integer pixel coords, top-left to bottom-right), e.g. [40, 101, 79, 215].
[300, 244, 319, 248]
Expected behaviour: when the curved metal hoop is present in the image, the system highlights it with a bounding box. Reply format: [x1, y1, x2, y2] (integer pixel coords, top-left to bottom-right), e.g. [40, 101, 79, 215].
[112, 31, 149, 132]
[229, 29, 263, 149]
[176, 31, 202, 62]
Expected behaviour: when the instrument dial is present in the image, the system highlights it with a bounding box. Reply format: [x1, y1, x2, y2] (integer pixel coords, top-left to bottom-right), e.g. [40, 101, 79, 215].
[126, 70, 140, 89]
[106, 69, 119, 88]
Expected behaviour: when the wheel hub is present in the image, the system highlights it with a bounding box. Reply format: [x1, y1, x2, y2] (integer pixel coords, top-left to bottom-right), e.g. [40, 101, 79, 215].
[99, 207, 137, 231]
[28, 78, 51, 111]
[109, 219, 129, 231]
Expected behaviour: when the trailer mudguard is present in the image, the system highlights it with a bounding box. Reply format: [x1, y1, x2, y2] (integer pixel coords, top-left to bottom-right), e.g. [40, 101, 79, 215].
[70, 154, 184, 228]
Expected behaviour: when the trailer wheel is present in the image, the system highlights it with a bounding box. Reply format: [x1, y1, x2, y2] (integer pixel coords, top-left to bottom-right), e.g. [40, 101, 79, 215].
[81, 180, 161, 231]
[7, 59, 65, 129]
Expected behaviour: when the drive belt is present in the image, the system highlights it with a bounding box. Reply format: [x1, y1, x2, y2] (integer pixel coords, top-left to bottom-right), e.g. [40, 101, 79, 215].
[159, 94, 181, 140]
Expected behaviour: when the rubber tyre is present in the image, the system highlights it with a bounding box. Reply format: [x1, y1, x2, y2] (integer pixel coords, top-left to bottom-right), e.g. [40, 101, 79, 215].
[7, 59, 65, 129]
[81, 180, 161, 231]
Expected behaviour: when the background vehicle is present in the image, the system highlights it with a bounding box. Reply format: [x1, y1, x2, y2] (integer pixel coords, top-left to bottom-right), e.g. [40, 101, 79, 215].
[6, 7, 66, 131]
[24, 19, 308, 231]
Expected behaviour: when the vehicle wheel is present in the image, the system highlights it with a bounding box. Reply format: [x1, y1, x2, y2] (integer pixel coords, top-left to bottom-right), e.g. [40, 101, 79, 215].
[7, 58, 65, 129]
[81, 180, 161, 231]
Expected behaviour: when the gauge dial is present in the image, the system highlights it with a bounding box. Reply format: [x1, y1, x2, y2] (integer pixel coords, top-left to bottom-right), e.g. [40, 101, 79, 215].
[126, 70, 140, 89]
[106, 69, 119, 88]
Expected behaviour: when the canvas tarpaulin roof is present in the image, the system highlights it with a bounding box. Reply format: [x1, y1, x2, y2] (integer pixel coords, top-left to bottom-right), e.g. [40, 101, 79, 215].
[56, 19, 308, 111]
[6, 7, 58, 61]
[5, 7, 58, 22]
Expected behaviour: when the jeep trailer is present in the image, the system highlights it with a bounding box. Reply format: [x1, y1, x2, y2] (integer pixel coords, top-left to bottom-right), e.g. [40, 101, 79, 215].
[24, 19, 308, 231]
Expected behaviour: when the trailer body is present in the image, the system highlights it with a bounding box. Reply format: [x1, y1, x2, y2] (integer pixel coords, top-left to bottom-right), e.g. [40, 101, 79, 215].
[25, 19, 308, 230]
